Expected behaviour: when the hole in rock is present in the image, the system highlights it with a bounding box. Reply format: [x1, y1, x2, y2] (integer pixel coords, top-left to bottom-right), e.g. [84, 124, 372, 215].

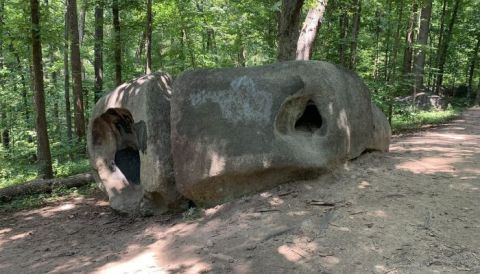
[295, 100, 323, 133]
[115, 147, 141, 185]
[93, 108, 142, 185]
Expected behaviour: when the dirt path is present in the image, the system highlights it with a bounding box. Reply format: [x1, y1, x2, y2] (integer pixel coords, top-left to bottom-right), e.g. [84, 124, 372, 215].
[1, 108, 479, 274]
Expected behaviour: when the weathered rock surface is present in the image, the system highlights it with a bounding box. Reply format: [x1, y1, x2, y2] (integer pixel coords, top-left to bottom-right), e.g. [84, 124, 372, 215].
[171, 61, 390, 207]
[396, 92, 447, 110]
[87, 72, 186, 215]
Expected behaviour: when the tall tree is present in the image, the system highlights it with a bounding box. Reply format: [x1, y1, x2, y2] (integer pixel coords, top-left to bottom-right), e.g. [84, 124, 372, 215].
[349, 0, 362, 70]
[413, 0, 433, 93]
[402, 3, 419, 76]
[277, 0, 305, 61]
[296, 0, 328, 60]
[31, 0, 53, 178]
[112, 0, 122, 85]
[67, 0, 86, 140]
[435, 0, 461, 94]
[338, 10, 348, 67]
[467, 32, 480, 93]
[78, 0, 87, 44]
[94, 0, 103, 102]
[145, 0, 152, 74]
[0, 0, 9, 149]
[64, 7, 73, 157]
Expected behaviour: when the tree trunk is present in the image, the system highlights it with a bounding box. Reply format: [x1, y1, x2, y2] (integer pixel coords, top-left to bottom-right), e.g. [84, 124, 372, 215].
[94, 0, 103, 102]
[388, 0, 405, 83]
[68, 0, 86, 141]
[467, 32, 480, 93]
[296, 0, 328, 60]
[403, 3, 418, 76]
[31, 0, 53, 179]
[413, 0, 432, 93]
[277, 0, 305, 61]
[0, 0, 9, 150]
[435, 0, 461, 94]
[339, 11, 348, 67]
[349, 0, 362, 70]
[112, 0, 122, 86]
[145, 0, 152, 74]
[64, 8, 73, 157]
[0, 172, 94, 202]
[383, 0, 392, 81]
[434, 0, 448, 93]
[475, 79, 480, 106]
[78, 0, 87, 45]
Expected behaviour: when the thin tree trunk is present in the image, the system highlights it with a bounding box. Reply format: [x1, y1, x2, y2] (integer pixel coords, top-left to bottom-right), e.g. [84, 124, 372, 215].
[112, 0, 122, 86]
[145, 0, 152, 74]
[0, 0, 9, 149]
[435, 0, 461, 94]
[31, 0, 53, 179]
[388, 0, 405, 83]
[64, 8, 73, 158]
[296, 0, 328, 60]
[94, 0, 103, 102]
[78, 0, 87, 44]
[349, 0, 362, 70]
[475, 79, 480, 106]
[413, 0, 432, 93]
[373, 9, 381, 82]
[403, 3, 418, 76]
[339, 11, 348, 67]
[383, 0, 392, 81]
[277, 0, 305, 61]
[467, 32, 480, 93]
[67, 0, 86, 141]
[434, 0, 448, 93]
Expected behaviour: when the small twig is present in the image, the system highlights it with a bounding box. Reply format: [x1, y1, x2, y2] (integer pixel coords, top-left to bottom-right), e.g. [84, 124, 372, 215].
[256, 208, 281, 213]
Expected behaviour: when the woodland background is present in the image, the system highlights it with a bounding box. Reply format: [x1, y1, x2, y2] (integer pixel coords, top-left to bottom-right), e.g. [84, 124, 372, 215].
[0, 0, 479, 187]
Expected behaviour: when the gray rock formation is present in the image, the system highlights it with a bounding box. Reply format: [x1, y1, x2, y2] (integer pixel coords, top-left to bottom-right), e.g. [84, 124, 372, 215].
[87, 72, 186, 215]
[171, 61, 390, 207]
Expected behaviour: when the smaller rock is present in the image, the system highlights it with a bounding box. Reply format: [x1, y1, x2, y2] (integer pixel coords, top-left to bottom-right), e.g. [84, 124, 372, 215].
[206, 239, 215, 247]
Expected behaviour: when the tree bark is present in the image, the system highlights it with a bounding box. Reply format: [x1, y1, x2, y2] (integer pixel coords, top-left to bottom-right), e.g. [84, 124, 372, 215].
[467, 32, 480, 93]
[31, 0, 53, 179]
[434, 0, 448, 93]
[78, 0, 87, 45]
[296, 0, 328, 60]
[68, 0, 86, 141]
[277, 0, 305, 61]
[349, 0, 362, 70]
[0, 172, 94, 202]
[435, 0, 461, 94]
[0, 0, 9, 150]
[388, 0, 405, 83]
[338, 11, 348, 67]
[145, 0, 152, 74]
[112, 0, 122, 86]
[94, 0, 103, 102]
[403, 3, 419, 76]
[413, 0, 432, 93]
[64, 8, 73, 157]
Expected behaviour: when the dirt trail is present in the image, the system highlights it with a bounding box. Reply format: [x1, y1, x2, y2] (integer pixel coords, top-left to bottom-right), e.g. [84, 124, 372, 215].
[1, 108, 480, 274]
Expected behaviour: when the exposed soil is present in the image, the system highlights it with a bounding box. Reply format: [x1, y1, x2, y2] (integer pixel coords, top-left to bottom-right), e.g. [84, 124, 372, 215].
[1, 108, 479, 274]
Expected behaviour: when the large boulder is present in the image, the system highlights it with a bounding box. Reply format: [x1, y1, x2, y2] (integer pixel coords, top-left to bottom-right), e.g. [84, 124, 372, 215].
[87, 72, 186, 215]
[171, 61, 390, 207]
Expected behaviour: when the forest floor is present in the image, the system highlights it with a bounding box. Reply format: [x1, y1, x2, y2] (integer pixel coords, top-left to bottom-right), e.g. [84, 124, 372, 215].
[1, 108, 480, 274]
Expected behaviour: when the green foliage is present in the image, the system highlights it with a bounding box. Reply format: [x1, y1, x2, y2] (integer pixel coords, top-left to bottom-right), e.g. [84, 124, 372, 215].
[0, 0, 479, 192]
[392, 107, 463, 133]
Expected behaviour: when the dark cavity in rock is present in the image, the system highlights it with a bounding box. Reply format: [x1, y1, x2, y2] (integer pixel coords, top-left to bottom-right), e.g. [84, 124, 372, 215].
[295, 100, 322, 133]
